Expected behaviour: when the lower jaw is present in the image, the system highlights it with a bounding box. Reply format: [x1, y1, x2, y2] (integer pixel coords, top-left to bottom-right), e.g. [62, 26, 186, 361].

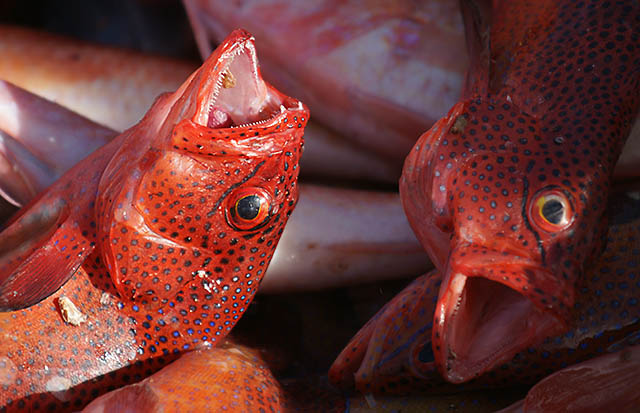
[433, 273, 565, 383]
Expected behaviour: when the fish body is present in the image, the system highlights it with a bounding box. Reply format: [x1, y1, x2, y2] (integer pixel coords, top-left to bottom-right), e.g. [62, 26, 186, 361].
[330, 192, 640, 396]
[0, 29, 308, 411]
[400, 0, 640, 382]
[498, 344, 640, 413]
[80, 342, 286, 413]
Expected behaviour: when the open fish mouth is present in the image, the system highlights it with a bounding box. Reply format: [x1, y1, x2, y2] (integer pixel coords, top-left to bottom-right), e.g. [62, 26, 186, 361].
[194, 30, 285, 129]
[433, 246, 571, 383]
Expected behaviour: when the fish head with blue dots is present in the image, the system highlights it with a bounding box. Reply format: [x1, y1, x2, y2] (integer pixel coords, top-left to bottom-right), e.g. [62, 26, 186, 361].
[400, 0, 640, 383]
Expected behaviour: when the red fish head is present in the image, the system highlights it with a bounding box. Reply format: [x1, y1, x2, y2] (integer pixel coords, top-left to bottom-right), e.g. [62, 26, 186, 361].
[401, 101, 608, 383]
[96, 29, 308, 337]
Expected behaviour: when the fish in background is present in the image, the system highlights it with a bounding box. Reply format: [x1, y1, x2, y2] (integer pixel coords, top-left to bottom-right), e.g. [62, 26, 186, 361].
[0, 24, 399, 186]
[183, 0, 468, 166]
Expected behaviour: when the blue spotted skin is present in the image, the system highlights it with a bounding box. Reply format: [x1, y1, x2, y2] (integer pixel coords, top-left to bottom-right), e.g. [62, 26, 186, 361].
[333, 0, 640, 391]
[330, 193, 640, 395]
[398, 0, 640, 383]
[0, 30, 308, 412]
[80, 344, 286, 413]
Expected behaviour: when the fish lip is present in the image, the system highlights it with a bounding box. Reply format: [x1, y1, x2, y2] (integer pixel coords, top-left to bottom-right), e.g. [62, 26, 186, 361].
[445, 244, 576, 320]
[433, 245, 571, 383]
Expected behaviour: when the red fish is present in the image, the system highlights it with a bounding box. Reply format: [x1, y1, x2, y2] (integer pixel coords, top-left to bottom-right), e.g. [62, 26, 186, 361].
[498, 344, 640, 413]
[331, 191, 640, 396]
[399, 0, 640, 382]
[0, 29, 308, 412]
[80, 342, 285, 413]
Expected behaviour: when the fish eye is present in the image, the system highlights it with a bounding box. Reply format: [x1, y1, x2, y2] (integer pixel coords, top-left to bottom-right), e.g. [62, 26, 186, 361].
[529, 189, 573, 232]
[226, 188, 272, 231]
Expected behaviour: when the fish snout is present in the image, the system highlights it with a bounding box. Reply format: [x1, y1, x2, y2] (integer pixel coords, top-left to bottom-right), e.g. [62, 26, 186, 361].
[431, 244, 572, 383]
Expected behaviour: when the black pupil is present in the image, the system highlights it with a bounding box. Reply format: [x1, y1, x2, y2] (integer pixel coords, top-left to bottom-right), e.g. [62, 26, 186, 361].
[542, 199, 564, 224]
[236, 195, 262, 220]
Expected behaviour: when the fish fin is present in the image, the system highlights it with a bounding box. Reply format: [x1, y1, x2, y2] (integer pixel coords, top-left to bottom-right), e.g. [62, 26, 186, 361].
[0, 200, 94, 310]
[0, 129, 54, 207]
[328, 298, 379, 390]
[461, 0, 555, 97]
[614, 122, 640, 181]
[330, 271, 443, 394]
[459, 0, 492, 98]
[521, 346, 640, 412]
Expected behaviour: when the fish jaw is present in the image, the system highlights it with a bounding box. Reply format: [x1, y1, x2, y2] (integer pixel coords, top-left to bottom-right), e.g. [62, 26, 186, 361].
[191, 28, 287, 129]
[432, 244, 570, 383]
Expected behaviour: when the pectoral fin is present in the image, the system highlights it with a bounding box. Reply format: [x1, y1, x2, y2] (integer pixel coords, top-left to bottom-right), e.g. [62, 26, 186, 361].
[0, 200, 94, 310]
[0, 129, 54, 206]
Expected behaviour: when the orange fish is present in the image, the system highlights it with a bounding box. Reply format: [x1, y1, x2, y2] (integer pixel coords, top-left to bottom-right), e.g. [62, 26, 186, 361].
[399, 0, 640, 383]
[0, 29, 308, 412]
[80, 342, 286, 413]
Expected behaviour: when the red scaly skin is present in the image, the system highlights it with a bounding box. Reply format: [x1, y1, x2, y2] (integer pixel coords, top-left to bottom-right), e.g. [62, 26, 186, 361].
[330, 192, 640, 396]
[506, 344, 640, 412]
[80, 343, 285, 413]
[0, 29, 308, 412]
[399, 0, 640, 383]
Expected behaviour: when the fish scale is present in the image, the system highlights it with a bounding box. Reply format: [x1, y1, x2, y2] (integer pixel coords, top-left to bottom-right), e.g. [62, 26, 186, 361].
[0, 29, 308, 412]
[80, 344, 287, 412]
[399, 0, 640, 383]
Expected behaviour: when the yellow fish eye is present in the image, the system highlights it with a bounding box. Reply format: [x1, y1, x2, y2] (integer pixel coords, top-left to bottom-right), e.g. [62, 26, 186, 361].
[226, 188, 272, 231]
[530, 190, 573, 232]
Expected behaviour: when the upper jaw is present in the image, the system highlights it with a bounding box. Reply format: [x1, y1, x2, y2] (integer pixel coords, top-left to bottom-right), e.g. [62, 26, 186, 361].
[432, 244, 572, 383]
[193, 29, 287, 129]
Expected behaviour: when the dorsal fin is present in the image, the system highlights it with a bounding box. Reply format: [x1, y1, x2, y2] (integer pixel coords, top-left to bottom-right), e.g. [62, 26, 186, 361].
[0, 199, 94, 310]
[459, 0, 493, 98]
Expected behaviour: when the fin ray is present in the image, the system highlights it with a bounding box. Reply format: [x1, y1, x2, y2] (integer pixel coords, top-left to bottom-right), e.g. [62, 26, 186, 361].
[0, 201, 94, 310]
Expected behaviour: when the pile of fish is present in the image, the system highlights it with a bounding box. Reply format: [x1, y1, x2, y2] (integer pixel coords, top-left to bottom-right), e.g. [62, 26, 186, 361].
[0, 0, 638, 412]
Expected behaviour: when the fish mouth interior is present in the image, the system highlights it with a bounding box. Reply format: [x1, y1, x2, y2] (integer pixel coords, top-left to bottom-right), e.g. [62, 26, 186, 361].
[440, 274, 563, 383]
[195, 41, 284, 129]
